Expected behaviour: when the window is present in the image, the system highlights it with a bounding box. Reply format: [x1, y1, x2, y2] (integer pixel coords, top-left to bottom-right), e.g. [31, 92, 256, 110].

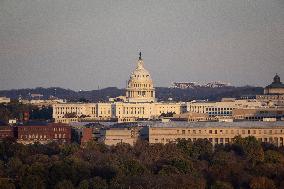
[182, 130, 185, 134]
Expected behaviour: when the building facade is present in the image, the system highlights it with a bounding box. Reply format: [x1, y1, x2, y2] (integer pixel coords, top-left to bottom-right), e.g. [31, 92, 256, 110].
[187, 98, 262, 117]
[16, 123, 71, 144]
[99, 121, 284, 147]
[0, 126, 14, 140]
[256, 74, 284, 106]
[53, 54, 186, 123]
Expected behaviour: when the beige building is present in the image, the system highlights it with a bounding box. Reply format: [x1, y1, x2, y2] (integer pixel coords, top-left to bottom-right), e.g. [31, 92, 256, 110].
[187, 98, 262, 118]
[264, 74, 284, 95]
[98, 127, 140, 146]
[0, 97, 10, 104]
[99, 121, 284, 147]
[232, 107, 284, 121]
[256, 74, 284, 106]
[53, 54, 186, 123]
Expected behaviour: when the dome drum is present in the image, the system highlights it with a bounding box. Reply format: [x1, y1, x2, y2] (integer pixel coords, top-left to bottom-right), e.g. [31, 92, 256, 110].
[126, 54, 156, 103]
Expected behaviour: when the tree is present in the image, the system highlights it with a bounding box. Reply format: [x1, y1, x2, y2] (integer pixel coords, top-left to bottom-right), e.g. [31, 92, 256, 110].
[264, 150, 283, 164]
[19, 175, 45, 189]
[54, 180, 75, 189]
[211, 181, 233, 189]
[249, 177, 276, 189]
[0, 179, 16, 189]
[191, 139, 213, 160]
[233, 136, 264, 165]
[90, 177, 108, 189]
[77, 179, 89, 189]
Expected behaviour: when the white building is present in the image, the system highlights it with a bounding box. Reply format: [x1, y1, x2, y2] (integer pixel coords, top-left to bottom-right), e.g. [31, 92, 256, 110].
[187, 98, 262, 117]
[53, 53, 186, 123]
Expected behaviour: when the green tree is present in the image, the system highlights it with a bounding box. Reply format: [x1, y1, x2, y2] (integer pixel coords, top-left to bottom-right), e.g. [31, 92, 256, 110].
[233, 136, 264, 165]
[191, 139, 213, 160]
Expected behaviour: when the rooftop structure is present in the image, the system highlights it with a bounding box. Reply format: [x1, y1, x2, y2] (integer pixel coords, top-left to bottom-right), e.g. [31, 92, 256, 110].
[264, 74, 284, 95]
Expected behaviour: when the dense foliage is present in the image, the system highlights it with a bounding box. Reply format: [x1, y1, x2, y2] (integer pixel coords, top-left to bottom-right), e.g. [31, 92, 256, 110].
[0, 101, 52, 124]
[0, 136, 284, 189]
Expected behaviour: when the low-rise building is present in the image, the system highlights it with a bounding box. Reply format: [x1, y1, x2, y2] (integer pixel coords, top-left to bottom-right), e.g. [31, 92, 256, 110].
[233, 107, 284, 121]
[0, 126, 14, 140]
[98, 127, 140, 146]
[187, 98, 262, 117]
[98, 121, 284, 147]
[16, 123, 71, 145]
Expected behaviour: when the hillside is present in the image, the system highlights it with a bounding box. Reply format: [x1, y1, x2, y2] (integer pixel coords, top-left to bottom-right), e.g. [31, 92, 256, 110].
[0, 86, 263, 102]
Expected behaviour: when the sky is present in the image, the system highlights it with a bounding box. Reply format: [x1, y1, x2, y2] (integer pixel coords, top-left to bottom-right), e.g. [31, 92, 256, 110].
[1, 0, 284, 91]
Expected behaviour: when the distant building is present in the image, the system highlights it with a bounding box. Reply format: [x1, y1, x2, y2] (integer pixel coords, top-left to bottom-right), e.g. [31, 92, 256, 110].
[0, 97, 10, 104]
[233, 107, 284, 121]
[264, 74, 284, 95]
[80, 127, 93, 144]
[187, 98, 262, 117]
[98, 127, 140, 146]
[53, 53, 187, 123]
[20, 98, 66, 107]
[204, 81, 231, 88]
[16, 123, 71, 145]
[98, 121, 284, 147]
[257, 74, 284, 106]
[171, 82, 196, 89]
[143, 121, 284, 146]
[0, 126, 14, 140]
[8, 119, 17, 125]
[170, 81, 231, 89]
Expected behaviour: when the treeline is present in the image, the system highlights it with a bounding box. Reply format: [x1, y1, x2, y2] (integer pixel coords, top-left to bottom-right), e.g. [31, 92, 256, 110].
[0, 86, 263, 102]
[0, 136, 284, 189]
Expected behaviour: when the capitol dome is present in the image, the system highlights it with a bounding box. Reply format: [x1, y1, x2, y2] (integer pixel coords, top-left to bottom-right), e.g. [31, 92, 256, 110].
[126, 53, 155, 103]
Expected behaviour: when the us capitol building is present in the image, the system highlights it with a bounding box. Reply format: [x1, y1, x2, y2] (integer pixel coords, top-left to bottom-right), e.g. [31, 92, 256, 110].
[53, 53, 187, 123]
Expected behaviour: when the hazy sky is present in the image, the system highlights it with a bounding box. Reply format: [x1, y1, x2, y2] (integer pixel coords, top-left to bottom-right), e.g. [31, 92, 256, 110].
[1, 0, 284, 90]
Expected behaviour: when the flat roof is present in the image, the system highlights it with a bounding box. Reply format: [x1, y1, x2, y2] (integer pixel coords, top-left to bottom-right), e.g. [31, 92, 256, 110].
[145, 121, 284, 129]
